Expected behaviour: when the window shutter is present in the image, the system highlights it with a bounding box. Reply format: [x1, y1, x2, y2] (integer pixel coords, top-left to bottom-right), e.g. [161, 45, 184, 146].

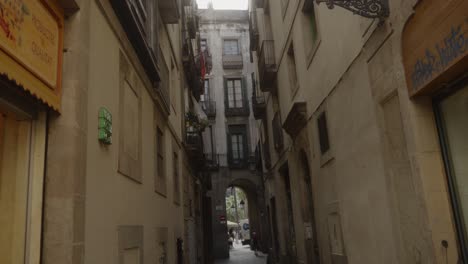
[242, 128, 248, 161]
[242, 76, 248, 106]
[227, 130, 232, 164]
[224, 78, 229, 109]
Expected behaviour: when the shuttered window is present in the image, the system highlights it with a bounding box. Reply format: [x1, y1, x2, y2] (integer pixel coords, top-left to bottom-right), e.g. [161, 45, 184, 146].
[224, 39, 239, 55]
[317, 112, 330, 154]
[227, 79, 243, 108]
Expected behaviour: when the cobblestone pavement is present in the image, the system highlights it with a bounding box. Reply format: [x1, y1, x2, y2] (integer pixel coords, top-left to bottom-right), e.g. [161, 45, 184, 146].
[214, 245, 267, 264]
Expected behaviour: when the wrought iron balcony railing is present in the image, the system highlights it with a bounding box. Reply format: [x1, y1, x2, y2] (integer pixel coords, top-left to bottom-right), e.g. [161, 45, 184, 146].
[157, 47, 171, 113]
[186, 131, 204, 158]
[258, 40, 277, 93]
[204, 153, 219, 170]
[222, 53, 244, 69]
[184, 5, 198, 39]
[201, 100, 216, 119]
[225, 104, 250, 117]
[249, 11, 259, 52]
[252, 94, 266, 120]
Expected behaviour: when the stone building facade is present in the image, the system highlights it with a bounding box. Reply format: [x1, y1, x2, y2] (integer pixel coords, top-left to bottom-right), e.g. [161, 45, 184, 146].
[197, 7, 269, 260]
[250, 0, 466, 263]
[0, 0, 208, 263]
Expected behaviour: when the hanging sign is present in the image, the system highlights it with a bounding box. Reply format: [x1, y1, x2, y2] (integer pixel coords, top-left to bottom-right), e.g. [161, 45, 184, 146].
[0, 0, 64, 111]
[402, 0, 468, 97]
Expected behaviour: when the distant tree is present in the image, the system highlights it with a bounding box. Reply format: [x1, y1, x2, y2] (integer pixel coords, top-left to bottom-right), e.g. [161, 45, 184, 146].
[225, 187, 249, 222]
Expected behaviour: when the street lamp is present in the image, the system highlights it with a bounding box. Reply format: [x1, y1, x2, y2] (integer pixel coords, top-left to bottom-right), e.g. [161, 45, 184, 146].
[239, 200, 245, 209]
[315, 0, 389, 19]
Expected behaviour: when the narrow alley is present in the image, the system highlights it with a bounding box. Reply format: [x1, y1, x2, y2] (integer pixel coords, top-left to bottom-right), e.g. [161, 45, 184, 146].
[0, 0, 466, 263]
[215, 246, 265, 264]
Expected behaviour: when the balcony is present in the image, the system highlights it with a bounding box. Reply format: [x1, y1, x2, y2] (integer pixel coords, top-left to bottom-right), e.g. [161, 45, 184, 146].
[160, 0, 179, 24]
[201, 100, 216, 119]
[222, 53, 244, 69]
[272, 112, 283, 151]
[228, 152, 257, 169]
[249, 11, 259, 52]
[225, 105, 250, 117]
[111, 0, 160, 85]
[283, 102, 307, 138]
[186, 131, 204, 159]
[258, 40, 277, 93]
[252, 73, 265, 120]
[204, 153, 219, 170]
[157, 47, 170, 113]
[182, 38, 203, 101]
[184, 5, 198, 39]
[252, 95, 266, 120]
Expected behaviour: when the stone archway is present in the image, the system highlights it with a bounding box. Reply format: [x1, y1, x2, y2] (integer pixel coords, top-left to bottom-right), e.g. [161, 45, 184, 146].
[208, 167, 267, 259]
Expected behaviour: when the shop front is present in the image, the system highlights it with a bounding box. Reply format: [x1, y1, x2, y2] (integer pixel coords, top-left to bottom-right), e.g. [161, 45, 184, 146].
[0, 0, 63, 263]
[403, 0, 468, 261]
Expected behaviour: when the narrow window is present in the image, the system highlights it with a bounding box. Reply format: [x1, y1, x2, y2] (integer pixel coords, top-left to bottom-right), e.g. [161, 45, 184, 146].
[287, 43, 298, 91]
[173, 151, 180, 205]
[302, 1, 319, 62]
[156, 127, 166, 195]
[227, 79, 244, 108]
[303, 1, 318, 43]
[224, 39, 239, 55]
[201, 39, 208, 52]
[228, 125, 248, 166]
[317, 112, 330, 154]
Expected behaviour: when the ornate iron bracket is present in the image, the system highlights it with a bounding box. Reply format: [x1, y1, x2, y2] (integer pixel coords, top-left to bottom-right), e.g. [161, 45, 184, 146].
[315, 0, 389, 19]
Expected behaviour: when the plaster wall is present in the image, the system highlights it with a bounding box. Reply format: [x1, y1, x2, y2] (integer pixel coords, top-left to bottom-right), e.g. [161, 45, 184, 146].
[255, 0, 458, 263]
[82, 2, 189, 263]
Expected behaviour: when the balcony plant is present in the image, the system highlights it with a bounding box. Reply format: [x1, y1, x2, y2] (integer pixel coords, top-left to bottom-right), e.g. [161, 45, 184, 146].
[185, 111, 209, 133]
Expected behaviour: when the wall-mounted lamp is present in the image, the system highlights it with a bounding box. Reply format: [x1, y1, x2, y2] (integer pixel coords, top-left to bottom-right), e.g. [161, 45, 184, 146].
[315, 0, 389, 19]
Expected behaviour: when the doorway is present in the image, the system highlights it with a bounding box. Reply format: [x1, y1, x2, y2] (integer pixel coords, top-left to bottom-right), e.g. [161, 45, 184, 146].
[0, 108, 33, 264]
[226, 186, 250, 249]
[299, 151, 321, 264]
[279, 163, 297, 262]
[434, 78, 468, 262]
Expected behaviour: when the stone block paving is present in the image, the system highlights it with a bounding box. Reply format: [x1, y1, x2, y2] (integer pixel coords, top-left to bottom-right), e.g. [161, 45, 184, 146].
[215, 245, 267, 264]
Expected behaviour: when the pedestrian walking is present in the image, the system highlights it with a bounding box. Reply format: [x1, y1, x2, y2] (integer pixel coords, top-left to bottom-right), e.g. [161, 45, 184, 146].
[251, 231, 259, 256]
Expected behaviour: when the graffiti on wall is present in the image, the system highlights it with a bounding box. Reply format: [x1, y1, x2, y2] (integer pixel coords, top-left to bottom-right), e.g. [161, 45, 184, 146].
[410, 19, 468, 90]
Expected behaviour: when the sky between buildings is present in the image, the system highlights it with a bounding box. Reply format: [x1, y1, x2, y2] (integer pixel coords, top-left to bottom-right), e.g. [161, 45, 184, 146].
[197, 0, 248, 10]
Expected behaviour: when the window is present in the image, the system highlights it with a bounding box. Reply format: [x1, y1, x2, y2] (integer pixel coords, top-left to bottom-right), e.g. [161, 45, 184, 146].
[302, 1, 319, 64]
[317, 112, 330, 154]
[156, 127, 166, 196]
[231, 134, 245, 161]
[118, 56, 141, 183]
[287, 43, 298, 92]
[201, 39, 208, 52]
[118, 226, 143, 264]
[281, 0, 290, 17]
[224, 39, 240, 55]
[228, 125, 248, 167]
[226, 79, 244, 108]
[272, 112, 284, 151]
[173, 151, 180, 205]
[170, 59, 178, 114]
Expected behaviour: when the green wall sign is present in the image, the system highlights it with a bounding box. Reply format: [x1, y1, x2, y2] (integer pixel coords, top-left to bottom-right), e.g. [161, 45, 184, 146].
[98, 107, 112, 144]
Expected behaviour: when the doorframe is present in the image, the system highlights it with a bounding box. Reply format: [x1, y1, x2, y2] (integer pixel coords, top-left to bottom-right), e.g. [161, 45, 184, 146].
[433, 73, 468, 263]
